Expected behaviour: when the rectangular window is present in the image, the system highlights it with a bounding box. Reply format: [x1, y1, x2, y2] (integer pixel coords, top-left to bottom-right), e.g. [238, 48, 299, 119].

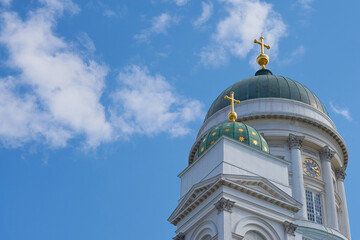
[305, 189, 322, 224]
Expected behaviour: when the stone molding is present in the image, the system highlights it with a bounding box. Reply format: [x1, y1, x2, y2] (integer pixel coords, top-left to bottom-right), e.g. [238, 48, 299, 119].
[232, 232, 244, 240]
[189, 114, 348, 167]
[168, 175, 302, 226]
[335, 167, 346, 181]
[319, 145, 336, 162]
[288, 134, 305, 149]
[214, 197, 235, 214]
[283, 221, 298, 236]
[173, 233, 185, 240]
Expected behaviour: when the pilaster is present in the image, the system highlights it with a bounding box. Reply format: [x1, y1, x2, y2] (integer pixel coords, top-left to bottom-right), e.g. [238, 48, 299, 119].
[335, 167, 351, 239]
[335, 167, 346, 181]
[288, 134, 307, 220]
[215, 198, 234, 240]
[319, 146, 338, 230]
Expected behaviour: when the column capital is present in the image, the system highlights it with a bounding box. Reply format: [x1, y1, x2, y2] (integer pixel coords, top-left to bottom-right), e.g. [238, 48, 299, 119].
[214, 197, 235, 214]
[283, 221, 298, 236]
[288, 134, 304, 149]
[319, 145, 336, 162]
[335, 167, 347, 181]
[173, 233, 185, 240]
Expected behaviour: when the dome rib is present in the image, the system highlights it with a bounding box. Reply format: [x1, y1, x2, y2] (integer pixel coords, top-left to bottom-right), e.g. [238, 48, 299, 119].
[204, 72, 328, 122]
[196, 122, 269, 159]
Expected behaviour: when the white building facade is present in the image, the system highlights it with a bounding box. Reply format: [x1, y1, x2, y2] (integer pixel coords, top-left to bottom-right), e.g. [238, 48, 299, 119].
[168, 69, 351, 240]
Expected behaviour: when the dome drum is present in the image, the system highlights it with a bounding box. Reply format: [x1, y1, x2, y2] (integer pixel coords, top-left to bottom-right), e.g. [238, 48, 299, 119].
[190, 69, 347, 167]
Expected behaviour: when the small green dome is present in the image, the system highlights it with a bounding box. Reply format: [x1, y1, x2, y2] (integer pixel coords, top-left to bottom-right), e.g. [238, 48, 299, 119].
[204, 69, 328, 122]
[197, 122, 269, 158]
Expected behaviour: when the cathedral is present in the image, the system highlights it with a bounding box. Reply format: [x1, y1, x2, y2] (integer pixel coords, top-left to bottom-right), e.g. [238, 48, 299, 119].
[168, 37, 351, 240]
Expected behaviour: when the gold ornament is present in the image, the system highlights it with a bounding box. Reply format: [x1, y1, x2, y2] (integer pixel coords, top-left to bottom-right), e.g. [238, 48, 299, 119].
[254, 36, 271, 69]
[224, 91, 240, 122]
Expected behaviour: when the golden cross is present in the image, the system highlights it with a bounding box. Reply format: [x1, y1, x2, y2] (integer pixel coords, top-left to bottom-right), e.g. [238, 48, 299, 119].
[254, 36, 270, 54]
[224, 91, 240, 122]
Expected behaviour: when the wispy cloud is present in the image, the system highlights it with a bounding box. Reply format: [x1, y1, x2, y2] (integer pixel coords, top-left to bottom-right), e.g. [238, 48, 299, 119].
[193, 1, 213, 28]
[111, 65, 203, 138]
[281, 45, 305, 65]
[330, 102, 352, 121]
[103, 9, 116, 17]
[0, 0, 11, 7]
[77, 32, 96, 52]
[39, 0, 80, 14]
[298, 0, 313, 10]
[94, 1, 126, 18]
[200, 0, 286, 68]
[175, 0, 189, 6]
[134, 13, 180, 41]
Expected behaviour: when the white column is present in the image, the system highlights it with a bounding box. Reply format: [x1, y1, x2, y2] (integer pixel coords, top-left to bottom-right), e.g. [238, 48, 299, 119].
[320, 146, 338, 230]
[335, 167, 351, 239]
[215, 198, 234, 240]
[288, 134, 307, 220]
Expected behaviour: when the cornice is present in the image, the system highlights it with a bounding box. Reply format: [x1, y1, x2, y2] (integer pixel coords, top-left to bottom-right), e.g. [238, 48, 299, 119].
[182, 135, 289, 179]
[189, 114, 348, 168]
[168, 174, 301, 226]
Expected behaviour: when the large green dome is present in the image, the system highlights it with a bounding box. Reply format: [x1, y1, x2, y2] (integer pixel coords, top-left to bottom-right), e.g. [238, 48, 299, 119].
[204, 69, 328, 122]
[197, 121, 269, 158]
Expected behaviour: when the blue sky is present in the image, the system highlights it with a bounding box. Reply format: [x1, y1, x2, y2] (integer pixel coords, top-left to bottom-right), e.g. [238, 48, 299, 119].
[0, 0, 359, 239]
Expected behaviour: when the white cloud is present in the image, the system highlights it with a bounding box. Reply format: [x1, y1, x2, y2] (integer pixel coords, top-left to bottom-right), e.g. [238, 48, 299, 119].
[193, 1, 213, 28]
[200, 0, 286, 68]
[330, 102, 352, 121]
[0, 1, 203, 149]
[111, 65, 203, 138]
[0, 1, 112, 147]
[0, 77, 71, 147]
[134, 13, 179, 41]
[175, 0, 189, 6]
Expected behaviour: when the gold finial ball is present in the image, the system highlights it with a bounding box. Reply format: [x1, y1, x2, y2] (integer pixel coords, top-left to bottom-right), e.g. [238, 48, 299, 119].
[256, 53, 269, 69]
[228, 111, 237, 122]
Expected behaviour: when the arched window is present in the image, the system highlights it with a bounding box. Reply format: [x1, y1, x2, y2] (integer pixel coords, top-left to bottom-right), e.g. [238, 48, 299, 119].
[244, 231, 266, 240]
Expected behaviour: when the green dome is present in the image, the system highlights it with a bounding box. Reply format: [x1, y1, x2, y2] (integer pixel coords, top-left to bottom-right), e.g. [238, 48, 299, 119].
[205, 69, 328, 122]
[197, 122, 269, 158]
